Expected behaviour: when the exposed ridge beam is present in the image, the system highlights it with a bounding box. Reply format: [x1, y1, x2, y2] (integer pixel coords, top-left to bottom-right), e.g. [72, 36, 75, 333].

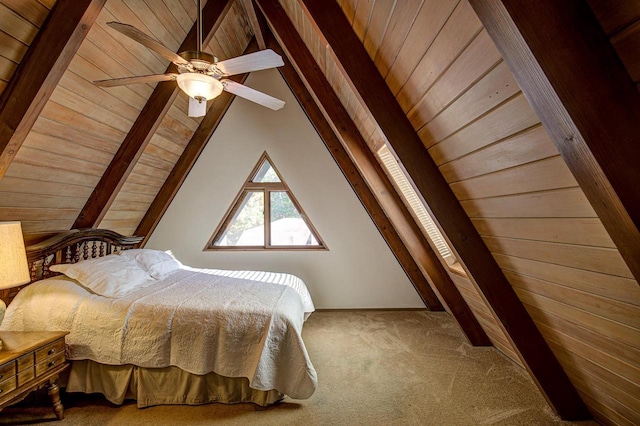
[136, 40, 259, 245]
[257, 3, 496, 338]
[469, 0, 640, 283]
[288, 0, 589, 419]
[0, 0, 106, 179]
[73, 0, 232, 229]
[242, 0, 266, 49]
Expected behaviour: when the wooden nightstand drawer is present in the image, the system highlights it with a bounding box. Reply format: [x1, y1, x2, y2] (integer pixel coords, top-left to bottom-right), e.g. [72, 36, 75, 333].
[35, 352, 65, 377]
[0, 376, 16, 396]
[17, 367, 35, 386]
[17, 353, 34, 372]
[0, 361, 15, 382]
[35, 339, 64, 364]
[0, 331, 69, 420]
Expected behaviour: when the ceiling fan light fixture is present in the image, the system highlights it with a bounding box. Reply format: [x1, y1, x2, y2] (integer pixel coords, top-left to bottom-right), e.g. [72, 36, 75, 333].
[176, 73, 223, 101]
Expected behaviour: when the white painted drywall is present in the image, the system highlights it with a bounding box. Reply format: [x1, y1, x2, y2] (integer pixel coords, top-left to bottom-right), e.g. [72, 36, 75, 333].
[147, 69, 424, 309]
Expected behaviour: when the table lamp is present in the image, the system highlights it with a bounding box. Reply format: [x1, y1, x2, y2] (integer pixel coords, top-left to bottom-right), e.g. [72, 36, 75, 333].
[0, 222, 30, 349]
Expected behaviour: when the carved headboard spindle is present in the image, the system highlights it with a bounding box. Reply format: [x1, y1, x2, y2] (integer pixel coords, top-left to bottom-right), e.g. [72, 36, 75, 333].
[1, 229, 143, 306]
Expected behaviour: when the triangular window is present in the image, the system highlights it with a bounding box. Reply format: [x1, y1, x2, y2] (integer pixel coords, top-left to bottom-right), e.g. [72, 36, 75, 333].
[207, 152, 326, 250]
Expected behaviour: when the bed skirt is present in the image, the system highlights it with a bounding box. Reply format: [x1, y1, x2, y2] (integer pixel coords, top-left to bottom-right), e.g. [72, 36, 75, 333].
[63, 360, 285, 408]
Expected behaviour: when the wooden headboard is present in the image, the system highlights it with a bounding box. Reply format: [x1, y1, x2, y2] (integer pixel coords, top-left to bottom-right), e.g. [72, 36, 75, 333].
[1, 229, 143, 305]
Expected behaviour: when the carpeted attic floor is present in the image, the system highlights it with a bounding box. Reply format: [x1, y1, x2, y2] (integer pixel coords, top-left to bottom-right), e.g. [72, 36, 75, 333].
[0, 310, 598, 425]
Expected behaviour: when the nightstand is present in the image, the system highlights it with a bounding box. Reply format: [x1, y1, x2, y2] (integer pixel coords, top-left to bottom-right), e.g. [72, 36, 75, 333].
[0, 331, 69, 420]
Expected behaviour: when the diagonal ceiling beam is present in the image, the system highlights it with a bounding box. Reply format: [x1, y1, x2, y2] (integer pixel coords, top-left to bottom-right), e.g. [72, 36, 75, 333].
[468, 0, 640, 284]
[73, 0, 232, 229]
[135, 40, 259, 246]
[288, 0, 590, 419]
[242, 0, 266, 49]
[260, 15, 494, 338]
[0, 0, 106, 179]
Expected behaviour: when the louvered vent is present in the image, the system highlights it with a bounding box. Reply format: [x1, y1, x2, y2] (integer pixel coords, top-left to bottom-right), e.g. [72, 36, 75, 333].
[377, 145, 456, 265]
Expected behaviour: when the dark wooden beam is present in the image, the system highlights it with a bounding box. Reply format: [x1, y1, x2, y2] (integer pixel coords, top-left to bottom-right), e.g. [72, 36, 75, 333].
[258, 3, 496, 339]
[242, 0, 266, 49]
[0, 0, 106, 178]
[73, 0, 232, 229]
[468, 0, 640, 283]
[136, 41, 259, 245]
[287, 0, 589, 419]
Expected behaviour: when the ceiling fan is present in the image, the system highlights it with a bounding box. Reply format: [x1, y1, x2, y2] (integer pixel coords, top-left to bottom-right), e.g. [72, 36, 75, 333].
[93, 0, 285, 117]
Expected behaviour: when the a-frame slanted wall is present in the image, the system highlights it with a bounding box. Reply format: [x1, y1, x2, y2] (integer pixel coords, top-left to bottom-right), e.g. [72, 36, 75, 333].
[146, 68, 425, 309]
[259, 0, 590, 419]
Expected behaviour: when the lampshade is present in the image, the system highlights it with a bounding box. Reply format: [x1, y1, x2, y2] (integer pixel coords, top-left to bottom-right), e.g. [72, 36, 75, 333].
[0, 221, 30, 290]
[176, 73, 223, 101]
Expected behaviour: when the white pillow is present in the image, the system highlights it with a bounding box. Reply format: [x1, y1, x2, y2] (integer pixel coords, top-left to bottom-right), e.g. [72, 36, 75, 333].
[118, 249, 181, 279]
[50, 254, 154, 298]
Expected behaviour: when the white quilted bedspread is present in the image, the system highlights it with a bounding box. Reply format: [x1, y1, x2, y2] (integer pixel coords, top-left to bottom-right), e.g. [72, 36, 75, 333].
[1, 269, 317, 399]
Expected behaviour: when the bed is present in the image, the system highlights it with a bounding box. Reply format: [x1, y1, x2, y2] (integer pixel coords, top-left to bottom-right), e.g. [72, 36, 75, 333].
[0, 229, 317, 407]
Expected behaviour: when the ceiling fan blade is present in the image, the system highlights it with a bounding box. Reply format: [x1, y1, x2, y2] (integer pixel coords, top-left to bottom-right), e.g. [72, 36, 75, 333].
[222, 80, 285, 110]
[216, 49, 284, 76]
[107, 22, 189, 65]
[94, 73, 178, 87]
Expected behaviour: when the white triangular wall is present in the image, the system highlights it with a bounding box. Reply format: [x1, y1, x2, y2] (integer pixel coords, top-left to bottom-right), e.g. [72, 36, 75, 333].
[147, 69, 424, 309]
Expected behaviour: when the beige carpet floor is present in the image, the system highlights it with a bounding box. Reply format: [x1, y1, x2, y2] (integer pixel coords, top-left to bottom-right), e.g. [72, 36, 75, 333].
[0, 310, 598, 425]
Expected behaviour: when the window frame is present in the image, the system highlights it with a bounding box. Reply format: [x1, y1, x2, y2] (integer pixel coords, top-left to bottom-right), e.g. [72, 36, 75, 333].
[205, 152, 327, 251]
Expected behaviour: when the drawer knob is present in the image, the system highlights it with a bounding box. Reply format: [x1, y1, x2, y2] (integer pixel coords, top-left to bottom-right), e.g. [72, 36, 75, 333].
[48, 348, 56, 355]
[48, 361, 56, 367]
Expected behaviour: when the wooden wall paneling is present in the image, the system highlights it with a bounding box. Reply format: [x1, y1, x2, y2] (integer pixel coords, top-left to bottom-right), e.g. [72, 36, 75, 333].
[25, 132, 112, 167]
[516, 289, 640, 349]
[163, 0, 193, 33]
[0, 57, 17, 82]
[412, 54, 512, 139]
[451, 156, 578, 200]
[1, 0, 50, 27]
[66, 55, 147, 110]
[361, 0, 395, 59]
[494, 253, 640, 305]
[384, 0, 458, 95]
[259, 0, 498, 345]
[428, 93, 539, 163]
[57, 70, 141, 123]
[0, 30, 29, 64]
[527, 305, 640, 376]
[461, 187, 596, 219]
[39, 101, 126, 145]
[3, 162, 99, 188]
[395, 0, 482, 113]
[468, 0, 640, 283]
[550, 343, 640, 418]
[48, 86, 133, 134]
[294, 0, 589, 418]
[350, 0, 373, 41]
[371, 0, 422, 78]
[439, 124, 556, 182]
[507, 271, 640, 329]
[473, 217, 616, 248]
[484, 236, 633, 279]
[0, 192, 86, 209]
[0, 3, 39, 44]
[0, 0, 106, 178]
[0, 176, 93, 199]
[409, 32, 504, 135]
[14, 145, 105, 177]
[242, 0, 266, 49]
[73, 0, 233, 229]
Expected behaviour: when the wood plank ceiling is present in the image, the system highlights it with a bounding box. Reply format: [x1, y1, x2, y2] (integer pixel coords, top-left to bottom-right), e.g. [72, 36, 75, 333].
[0, 0, 639, 424]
